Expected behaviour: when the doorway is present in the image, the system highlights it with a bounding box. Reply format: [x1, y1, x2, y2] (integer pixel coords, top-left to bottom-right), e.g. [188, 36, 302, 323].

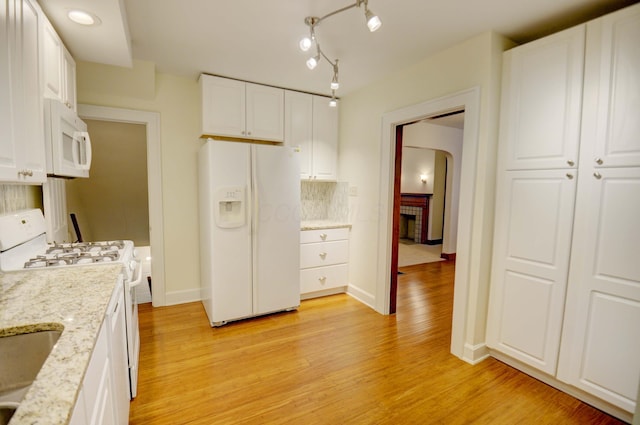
[77, 105, 166, 307]
[377, 88, 482, 362]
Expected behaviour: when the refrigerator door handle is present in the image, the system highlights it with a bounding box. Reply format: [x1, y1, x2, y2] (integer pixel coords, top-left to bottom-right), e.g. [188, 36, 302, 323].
[251, 146, 259, 313]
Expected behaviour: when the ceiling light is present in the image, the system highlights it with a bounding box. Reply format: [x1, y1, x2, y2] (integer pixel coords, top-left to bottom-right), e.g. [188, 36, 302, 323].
[306, 55, 320, 70]
[365, 9, 382, 32]
[298, 0, 381, 93]
[299, 37, 313, 52]
[330, 61, 340, 90]
[67, 10, 100, 26]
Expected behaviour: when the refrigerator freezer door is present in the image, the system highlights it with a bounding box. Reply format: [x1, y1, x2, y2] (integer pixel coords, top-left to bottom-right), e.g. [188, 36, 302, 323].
[199, 141, 253, 325]
[251, 145, 301, 315]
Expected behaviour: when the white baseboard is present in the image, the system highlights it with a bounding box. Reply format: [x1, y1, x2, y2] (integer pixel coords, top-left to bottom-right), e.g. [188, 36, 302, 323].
[461, 342, 490, 364]
[347, 284, 375, 309]
[164, 288, 202, 306]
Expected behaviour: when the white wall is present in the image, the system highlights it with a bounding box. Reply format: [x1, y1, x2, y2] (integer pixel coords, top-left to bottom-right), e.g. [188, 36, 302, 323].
[338, 31, 514, 362]
[400, 147, 435, 194]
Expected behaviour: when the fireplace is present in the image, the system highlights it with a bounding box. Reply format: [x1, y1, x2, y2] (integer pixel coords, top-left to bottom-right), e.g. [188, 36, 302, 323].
[399, 194, 431, 244]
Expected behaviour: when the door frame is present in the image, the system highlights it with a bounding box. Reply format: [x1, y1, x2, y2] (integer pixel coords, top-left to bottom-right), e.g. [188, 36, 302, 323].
[78, 104, 166, 307]
[376, 87, 481, 362]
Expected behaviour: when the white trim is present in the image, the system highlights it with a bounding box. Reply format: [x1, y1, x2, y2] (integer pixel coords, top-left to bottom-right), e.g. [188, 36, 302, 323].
[376, 87, 481, 362]
[77, 104, 166, 307]
[164, 288, 201, 306]
[463, 343, 490, 364]
[347, 284, 376, 309]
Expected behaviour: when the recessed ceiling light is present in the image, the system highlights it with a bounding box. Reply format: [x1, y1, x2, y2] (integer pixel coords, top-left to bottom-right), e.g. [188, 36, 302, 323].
[67, 10, 100, 26]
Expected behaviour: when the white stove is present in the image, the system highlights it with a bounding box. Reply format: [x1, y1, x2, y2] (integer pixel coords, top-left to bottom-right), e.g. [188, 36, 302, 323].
[0, 209, 141, 399]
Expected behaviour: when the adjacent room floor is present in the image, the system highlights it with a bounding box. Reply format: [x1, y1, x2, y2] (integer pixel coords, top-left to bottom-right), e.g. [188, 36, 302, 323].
[130, 261, 624, 424]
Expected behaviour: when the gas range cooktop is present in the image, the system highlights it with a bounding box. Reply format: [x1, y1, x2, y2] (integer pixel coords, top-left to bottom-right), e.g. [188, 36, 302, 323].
[23, 241, 127, 269]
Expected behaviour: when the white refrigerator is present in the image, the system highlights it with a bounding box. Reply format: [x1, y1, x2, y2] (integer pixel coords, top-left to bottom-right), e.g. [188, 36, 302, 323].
[198, 139, 301, 326]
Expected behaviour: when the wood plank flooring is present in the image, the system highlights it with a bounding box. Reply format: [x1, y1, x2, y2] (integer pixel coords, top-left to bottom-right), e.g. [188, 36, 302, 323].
[129, 261, 625, 424]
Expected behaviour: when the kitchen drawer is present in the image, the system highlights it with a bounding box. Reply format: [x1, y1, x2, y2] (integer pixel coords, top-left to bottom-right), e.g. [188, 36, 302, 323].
[300, 227, 349, 244]
[300, 240, 349, 269]
[300, 263, 348, 293]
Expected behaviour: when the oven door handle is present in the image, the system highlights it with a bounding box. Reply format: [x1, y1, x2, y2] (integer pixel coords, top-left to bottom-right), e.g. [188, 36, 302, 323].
[129, 260, 144, 288]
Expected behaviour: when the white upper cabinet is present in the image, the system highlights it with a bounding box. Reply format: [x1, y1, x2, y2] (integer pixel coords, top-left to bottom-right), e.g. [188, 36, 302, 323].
[311, 95, 338, 180]
[42, 15, 77, 111]
[284, 91, 338, 181]
[200, 75, 284, 142]
[0, 0, 46, 183]
[284, 90, 313, 178]
[580, 4, 640, 168]
[499, 25, 585, 170]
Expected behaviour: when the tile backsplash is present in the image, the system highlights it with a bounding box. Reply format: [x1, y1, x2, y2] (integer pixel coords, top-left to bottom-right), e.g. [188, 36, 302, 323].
[301, 181, 349, 222]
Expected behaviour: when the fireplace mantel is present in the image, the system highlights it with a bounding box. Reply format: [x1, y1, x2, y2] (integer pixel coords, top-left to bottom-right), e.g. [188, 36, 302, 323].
[400, 194, 432, 244]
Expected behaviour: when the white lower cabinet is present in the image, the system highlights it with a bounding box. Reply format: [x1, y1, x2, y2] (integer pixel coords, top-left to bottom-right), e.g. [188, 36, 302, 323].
[69, 280, 129, 425]
[300, 227, 349, 299]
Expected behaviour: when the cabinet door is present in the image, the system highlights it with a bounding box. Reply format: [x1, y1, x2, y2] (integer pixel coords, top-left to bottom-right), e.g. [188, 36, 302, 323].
[246, 83, 284, 142]
[499, 25, 584, 170]
[42, 17, 62, 100]
[0, 0, 18, 181]
[582, 4, 640, 169]
[487, 169, 577, 375]
[62, 46, 76, 111]
[557, 168, 640, 414]
[311, 95, 338, 180]
[200, 75, 245, 138]
[284, 91, 313, 179]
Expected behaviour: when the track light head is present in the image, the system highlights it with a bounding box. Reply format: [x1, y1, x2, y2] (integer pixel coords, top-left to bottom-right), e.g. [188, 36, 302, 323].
[306, 55, 320, 70]
[365, 8, 382, 32]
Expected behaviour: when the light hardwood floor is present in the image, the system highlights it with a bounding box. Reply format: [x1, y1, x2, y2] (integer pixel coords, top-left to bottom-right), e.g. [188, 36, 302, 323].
[130, 261, 624, 424]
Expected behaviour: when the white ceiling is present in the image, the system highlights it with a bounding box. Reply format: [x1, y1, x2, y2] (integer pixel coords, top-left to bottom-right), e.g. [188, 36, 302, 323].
[39, 0, 637, 97]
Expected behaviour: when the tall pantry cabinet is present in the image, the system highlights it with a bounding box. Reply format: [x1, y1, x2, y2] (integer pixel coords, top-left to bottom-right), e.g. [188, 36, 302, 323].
[487, 3, 640, 421]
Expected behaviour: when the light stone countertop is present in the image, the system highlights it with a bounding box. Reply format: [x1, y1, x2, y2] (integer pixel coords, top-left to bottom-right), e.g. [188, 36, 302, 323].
[0, 264, 123, 425]
[300, 220, 352, 231]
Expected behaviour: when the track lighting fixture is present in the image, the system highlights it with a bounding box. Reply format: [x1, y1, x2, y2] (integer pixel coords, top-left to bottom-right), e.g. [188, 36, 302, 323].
[298, 0, 381, 102]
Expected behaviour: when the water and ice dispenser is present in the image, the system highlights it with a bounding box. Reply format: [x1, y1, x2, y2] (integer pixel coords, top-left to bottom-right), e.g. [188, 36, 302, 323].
[214, 186, 245, 228]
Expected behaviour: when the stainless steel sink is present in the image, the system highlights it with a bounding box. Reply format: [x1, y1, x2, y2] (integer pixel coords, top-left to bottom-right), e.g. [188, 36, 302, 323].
[0, 330, 62, 425]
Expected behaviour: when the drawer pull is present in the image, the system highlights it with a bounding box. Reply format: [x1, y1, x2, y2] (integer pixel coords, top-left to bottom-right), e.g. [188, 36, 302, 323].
[319, 276, 327, 283]
[320, 233, 327, 240]
[319, 252, 327, 259]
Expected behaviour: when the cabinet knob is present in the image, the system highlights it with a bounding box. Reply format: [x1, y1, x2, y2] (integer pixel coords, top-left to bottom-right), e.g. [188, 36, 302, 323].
[566, 173, 574, 180]
[319, 252, 327, 259]
[567, 160, 575, 166]
[594, 172, 602, 179]
[319, 276, 327, 283]
[320, 233, 327, 240]
[595, 158, 603, 165]
[241, 131, 245, 135]
[247, 131, 252, 135]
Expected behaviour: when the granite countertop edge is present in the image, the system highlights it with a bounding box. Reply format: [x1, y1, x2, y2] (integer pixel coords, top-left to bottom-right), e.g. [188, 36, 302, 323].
[300, 220, 352, 230]
[0, 264, 123, 425]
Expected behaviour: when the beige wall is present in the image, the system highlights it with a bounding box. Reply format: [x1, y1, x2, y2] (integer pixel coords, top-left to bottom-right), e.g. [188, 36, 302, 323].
[339, 31, 514, 358]
[77, 60, 201, 302]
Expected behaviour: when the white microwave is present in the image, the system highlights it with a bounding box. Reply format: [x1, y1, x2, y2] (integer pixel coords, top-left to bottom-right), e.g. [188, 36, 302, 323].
[43, 99, 92, 178]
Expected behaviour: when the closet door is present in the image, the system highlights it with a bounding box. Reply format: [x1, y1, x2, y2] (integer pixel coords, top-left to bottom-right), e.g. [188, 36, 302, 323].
[557, 168, 640, 413]
[499, 25, 584, 171]
[557, 4, 640, 415]
[486, 169, 576, 374]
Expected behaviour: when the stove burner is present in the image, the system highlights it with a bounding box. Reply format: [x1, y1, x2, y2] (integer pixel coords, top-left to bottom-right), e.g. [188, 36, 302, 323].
[24, 243, 124, 269]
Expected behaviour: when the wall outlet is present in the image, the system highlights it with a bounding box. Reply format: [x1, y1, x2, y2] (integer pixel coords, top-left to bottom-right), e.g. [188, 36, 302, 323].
[349, 186, 358, 197]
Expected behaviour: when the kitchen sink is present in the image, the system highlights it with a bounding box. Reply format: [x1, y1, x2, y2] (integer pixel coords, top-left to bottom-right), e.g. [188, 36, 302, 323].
[0, 330, 62, 425]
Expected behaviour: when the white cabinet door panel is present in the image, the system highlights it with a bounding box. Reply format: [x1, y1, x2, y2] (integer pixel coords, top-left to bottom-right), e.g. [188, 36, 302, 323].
[300, 240, 349, 269]
[246, 83, 284, 142]
[585, 5, 640, 168]
[500, 25, 584, 170]
[558, 167, 640, 413]
[284, 90, 312, 178]
[200, 75, 245, 138]
[311, 95, 338, 180]
[487, 169, 576, 374]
